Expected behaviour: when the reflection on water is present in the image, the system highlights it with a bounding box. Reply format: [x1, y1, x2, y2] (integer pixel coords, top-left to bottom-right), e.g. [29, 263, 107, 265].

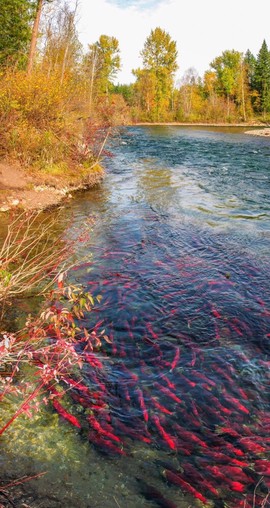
[1, 127, 270, 507]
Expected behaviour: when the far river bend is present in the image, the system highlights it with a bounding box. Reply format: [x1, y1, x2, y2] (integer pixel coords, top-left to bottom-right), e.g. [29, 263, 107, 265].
[2, 126, 270, 508]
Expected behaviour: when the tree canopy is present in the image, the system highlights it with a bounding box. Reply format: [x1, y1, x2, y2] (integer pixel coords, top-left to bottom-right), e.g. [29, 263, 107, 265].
[134, 27, 178, 121]
[0, 0, 34, 67]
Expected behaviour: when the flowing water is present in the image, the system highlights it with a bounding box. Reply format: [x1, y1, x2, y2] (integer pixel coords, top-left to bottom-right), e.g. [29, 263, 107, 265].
[1, 126, 270, 508]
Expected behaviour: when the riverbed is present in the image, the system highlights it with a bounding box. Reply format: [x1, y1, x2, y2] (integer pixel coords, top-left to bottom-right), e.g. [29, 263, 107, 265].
[1, 126, 270, 508]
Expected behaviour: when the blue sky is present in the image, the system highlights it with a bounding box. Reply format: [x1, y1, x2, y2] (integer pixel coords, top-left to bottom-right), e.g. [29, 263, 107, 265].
[77, 0, 270, 84]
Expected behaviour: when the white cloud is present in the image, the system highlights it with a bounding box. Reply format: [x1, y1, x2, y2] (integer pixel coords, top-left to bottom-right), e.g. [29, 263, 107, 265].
[77, 0, 270, 84]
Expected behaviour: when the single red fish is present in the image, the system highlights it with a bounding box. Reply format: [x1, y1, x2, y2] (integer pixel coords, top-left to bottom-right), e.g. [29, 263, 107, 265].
[212, 307, 222, 319]
[208, 394, 232, 415]
[204, 465, 226, 481]
[160, 374, 176, 390]
[62, 376, 91, 394]
[150, 396, 173, 415]
[228, 481, 245, 493]
[170, 347, 180, 370]
[211, 364, 233, 383]
[52, 399, 81, 429]
[146, 322, 159, 340]
[238, 437, 266, 454]
[152, 415, 177, 450]
[177, 372, 196, 389]
[218, 466, 252, 484]
[236, 387, 249, 401]
[206, 450, 247, 467]
[154, 382, 182, 404]
[87, 414, 122, 444]
[135, 388, 148, 422]
[163, 470, 208, 504]
[230, 323, 243, 336]
[222, 392, 249, 415]
[192, 371, 216, 387]
[173, 423, 207, 449]
[88, 430, 126, 455]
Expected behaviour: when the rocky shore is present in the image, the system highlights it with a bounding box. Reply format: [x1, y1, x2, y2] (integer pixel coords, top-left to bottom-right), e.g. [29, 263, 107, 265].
[245, 127, 270, 136]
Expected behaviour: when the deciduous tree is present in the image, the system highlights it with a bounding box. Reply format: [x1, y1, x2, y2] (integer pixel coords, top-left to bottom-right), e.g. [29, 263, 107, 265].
[177, 68, 203, 121]
[210, 50, 249, 120]
[42, 1, 81, 84]
[83, 35, 121, 109]
[137, 27, 178, 121]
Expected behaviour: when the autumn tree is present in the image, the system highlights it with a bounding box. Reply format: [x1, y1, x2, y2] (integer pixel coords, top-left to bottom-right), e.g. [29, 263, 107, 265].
[132, 68, 157, 120]
[210, 50, 249, 120]
[176, 68, 204, 121]
[42, 1, 81, 84]
[27, 0, 56, 74]
[135, 27, 178, 121]
[254, 40, 270, 117]
[0, 0, 34, 67]
[112, 83, 134, 105]
[83, 35, 121, 110]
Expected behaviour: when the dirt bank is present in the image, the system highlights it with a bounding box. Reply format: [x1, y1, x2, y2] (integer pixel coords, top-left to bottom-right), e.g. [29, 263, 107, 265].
[0, 162, 104, 212]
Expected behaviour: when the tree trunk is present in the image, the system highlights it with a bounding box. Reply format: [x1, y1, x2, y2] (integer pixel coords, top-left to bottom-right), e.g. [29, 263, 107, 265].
[27, 0, 44, 75]
[226, 95, 230, 119]
[240, 63, 247, 122]
[89, 49, 98, 113]
[60, 44, 69, 86]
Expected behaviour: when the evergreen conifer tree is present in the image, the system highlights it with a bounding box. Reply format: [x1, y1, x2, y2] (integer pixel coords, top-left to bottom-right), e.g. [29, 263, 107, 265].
[254, 40, 270, 117]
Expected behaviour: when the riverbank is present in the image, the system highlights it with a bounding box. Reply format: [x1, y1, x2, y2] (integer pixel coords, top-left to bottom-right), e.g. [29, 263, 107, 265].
[1, 123, 269, 213]
[0, 161, 104, 212]
[244, 127, 270, 136]
[134, 121, 264, 127]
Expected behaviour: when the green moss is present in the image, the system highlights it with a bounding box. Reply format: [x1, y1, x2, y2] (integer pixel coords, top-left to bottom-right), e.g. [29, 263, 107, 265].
[41, 162, 69, 176]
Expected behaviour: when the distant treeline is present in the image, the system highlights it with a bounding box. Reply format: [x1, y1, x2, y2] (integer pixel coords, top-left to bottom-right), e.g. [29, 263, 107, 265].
[1, 0, 270, 134]
[114, 31, 270, 123]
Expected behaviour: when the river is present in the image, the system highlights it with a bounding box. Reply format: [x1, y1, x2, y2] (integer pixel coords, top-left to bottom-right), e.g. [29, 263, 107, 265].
[1, 126, 270, 508]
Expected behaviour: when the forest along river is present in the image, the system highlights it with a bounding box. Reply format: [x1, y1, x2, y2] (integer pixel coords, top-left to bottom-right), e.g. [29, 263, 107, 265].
[2, 126, 270, 508]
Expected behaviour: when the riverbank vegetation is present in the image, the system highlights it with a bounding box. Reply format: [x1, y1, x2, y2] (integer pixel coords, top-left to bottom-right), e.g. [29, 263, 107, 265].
[0, 211, 101, 437]
[1, 1, 270, 184]
[0, 0, 129, 184]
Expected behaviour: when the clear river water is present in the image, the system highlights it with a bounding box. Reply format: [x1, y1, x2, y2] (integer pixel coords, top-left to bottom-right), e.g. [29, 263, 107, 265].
[1, 126, 270, 508]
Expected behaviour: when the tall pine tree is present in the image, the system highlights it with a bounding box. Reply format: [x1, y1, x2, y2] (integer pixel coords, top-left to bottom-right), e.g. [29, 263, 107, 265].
[254, 40, 270, 117]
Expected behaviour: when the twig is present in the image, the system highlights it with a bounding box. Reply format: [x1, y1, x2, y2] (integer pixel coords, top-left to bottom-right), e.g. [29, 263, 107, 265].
[0, 472, 47, 490]
[113, 496, 121, 508]
[262, 491, 270, 507]
[253, 476, 264, 508]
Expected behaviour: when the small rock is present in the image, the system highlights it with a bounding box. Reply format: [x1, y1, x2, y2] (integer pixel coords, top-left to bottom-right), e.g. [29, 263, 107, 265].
[0, 205, 10, 212]
[10, 198, 20, 206]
